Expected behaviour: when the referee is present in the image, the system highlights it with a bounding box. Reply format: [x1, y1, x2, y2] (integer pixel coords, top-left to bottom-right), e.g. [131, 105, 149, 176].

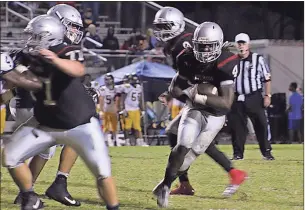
[228, 33, 275, 160]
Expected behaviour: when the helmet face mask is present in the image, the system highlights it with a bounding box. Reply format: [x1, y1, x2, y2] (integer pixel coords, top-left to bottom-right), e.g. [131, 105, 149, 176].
[61, 17, 83, 44]
[153, 20, 184, 42]
[130, 75, 139, 87]
[47, 4, 84, 44]
[193, 40, 222, 63]
[192, 22, 224, 63]
[153, 7, 185, 42]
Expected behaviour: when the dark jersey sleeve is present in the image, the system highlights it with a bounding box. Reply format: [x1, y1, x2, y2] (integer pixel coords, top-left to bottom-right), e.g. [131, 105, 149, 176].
[175, 48, 195, 79]
[217, 51, 239, 80]
[172, 33, 193, 62]
[217, 51, 239, 79]
[163, 33, 193, 70]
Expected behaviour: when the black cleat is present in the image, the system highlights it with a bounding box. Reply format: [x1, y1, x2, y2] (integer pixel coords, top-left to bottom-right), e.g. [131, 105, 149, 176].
[231, 155, 244, 160]
[263, 153, 275, 160]
[13, 191, 22, 205]
[21, 191, 44, 210]
[45, 175, 81, 206]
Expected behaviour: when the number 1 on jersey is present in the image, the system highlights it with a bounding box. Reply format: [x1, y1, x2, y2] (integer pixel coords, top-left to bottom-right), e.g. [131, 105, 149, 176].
[43, 77, 56, 106]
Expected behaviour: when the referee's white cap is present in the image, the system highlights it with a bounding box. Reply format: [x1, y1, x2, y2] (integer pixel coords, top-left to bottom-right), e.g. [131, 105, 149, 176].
[235, 33, 250, 43]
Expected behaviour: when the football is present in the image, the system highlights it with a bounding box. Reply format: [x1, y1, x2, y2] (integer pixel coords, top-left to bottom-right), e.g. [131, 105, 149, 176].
[196, 83, 218, 96]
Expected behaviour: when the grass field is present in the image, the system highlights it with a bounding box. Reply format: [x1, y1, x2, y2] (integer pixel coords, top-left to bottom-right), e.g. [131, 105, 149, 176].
[1, 145, 304, 210]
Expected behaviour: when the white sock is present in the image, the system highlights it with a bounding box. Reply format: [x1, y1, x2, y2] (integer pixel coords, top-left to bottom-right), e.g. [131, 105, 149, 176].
[57, 171, 69, 178]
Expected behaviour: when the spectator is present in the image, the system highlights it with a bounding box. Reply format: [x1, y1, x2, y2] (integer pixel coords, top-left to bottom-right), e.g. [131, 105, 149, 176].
[122, 28, 146, 51]
[82, 2, 99, 24]
[146, 28, 158, 50]
[84, 24, 102, 49]
[297, 87, 303, 96]
[102, 27, 119, 50]
[287, 82, 304, 143]
[83, 8, 95, 29]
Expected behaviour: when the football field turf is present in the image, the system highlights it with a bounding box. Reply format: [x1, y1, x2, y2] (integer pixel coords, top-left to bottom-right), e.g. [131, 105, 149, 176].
[1, 145, 303, 210]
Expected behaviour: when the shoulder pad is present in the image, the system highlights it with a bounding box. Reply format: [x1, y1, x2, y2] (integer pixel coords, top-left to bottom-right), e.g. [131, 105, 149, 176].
[100, 86, 106, 91]
[217, 51, 238, 69]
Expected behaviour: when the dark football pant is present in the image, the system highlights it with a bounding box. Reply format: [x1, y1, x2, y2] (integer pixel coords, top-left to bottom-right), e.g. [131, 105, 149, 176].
[228, 91, 272, 157]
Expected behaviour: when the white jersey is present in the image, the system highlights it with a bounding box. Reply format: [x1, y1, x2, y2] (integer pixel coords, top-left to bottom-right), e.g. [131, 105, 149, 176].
[119, 84, 142, 111]
[99, 85, 119, 112]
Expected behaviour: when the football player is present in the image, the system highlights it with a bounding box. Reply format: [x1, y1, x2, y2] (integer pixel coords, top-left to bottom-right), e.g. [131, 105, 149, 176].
[153, 6, 246, 196]
[99, 73, 121, 146]
[13, 4, 86, 207]
[3, 15, 119, 210]
[117, 73, 130, 138]
[0, 52, 43, 134]
[153, 22, 248, 208]
[119, 73, 148, 146]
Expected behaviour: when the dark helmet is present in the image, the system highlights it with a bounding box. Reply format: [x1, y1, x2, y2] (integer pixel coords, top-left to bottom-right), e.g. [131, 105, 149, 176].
[130, 72, 140, 86]
[104, 73, 114, 89]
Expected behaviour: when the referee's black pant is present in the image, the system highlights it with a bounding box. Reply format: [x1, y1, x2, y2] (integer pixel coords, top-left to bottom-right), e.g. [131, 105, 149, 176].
[228, 91, 272, 157]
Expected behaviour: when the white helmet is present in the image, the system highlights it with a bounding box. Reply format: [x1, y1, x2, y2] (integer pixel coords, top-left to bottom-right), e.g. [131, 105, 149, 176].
[1, 52, 14, 74]
[153, 7, 185, 42]
[47, 4, 83, 44]
[193, 22, 224, 63]
[24, 15, 65, 52]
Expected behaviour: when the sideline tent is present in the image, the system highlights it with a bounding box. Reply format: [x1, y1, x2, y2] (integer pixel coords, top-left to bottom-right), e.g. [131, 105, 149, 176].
[95, 60, 177, 102]
[95, 60, 176, 84]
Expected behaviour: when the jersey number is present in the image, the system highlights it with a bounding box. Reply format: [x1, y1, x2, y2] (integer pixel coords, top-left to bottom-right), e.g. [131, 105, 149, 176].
[105, 95, 112, 104]
[232, 66, 238, 78]
[43, 76, 56, 106]
[131, 92, 141, 101]
[65, 50, 84, 62]
[182, 41, 192, 49]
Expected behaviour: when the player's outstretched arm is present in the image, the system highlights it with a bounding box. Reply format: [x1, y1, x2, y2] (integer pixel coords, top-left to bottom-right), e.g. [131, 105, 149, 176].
[39, 49, 85, 77]
[2, 70, 43, 91]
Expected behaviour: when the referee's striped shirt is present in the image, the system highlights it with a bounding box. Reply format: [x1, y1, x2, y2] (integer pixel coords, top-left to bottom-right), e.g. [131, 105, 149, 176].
[234, 52, 271, 95]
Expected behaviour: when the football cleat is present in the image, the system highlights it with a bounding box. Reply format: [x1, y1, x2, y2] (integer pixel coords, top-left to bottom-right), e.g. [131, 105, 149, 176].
[13, 191, 22, 205]
[170, 181, 195, 196]
[21, 191, 44, 210]
[45, 175, 81, 206]
[152, 180, 170, 208]
[222, 169, 248, 197]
